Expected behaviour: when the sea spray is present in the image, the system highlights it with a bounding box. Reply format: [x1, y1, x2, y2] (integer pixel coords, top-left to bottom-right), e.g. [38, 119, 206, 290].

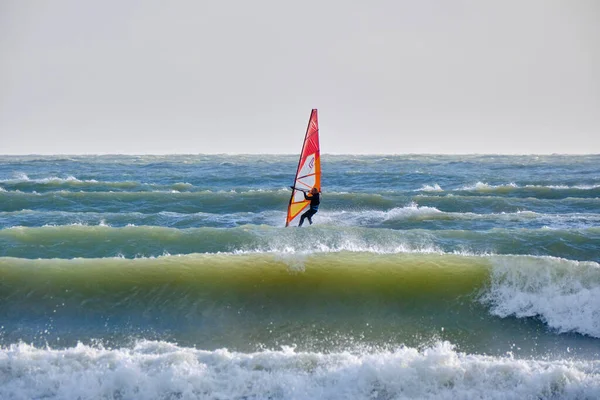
[1, 341, 599, 400]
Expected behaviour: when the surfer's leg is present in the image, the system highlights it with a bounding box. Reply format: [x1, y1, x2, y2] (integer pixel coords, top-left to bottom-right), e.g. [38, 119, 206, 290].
[299, 209, 316, 227]
[307, 209, 317, 225]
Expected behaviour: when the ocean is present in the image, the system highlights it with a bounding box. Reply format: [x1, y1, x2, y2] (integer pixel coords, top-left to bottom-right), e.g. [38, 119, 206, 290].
[0, 154, 599, 399]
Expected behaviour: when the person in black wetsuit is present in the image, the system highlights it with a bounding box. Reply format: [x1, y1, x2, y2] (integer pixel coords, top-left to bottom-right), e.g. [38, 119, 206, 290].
[298, 187, 320, 227]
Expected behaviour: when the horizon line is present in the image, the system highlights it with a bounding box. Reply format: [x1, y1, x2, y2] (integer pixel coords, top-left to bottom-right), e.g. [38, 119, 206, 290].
[1, 152, 599, 157]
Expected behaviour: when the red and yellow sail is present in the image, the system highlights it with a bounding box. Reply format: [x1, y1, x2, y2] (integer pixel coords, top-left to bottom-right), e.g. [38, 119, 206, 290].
[285, 109, 321, 227]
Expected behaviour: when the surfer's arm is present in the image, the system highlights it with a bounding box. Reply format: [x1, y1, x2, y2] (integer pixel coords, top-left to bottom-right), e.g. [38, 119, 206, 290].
[290, 186, 309, 193]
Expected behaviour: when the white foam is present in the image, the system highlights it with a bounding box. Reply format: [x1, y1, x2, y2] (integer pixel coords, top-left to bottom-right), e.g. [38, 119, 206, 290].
[315, 203, 444, 227]
[231, 217, 444, 256]
[3, 174, 101, 184]
[481, 256, 600, 338]
[457, 182, 600, 192]
[417, 183, 444, 192]
[13, 172, 30, 181]
[525, 184, 600, 190]
[1, 341, 598, 400]
[458, 182, 519, 191]
[252, 240, 443, 256]
[383, 203, 443, 219]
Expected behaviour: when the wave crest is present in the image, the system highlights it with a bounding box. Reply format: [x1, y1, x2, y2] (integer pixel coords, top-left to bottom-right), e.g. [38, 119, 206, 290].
[481, 256, 600, 338]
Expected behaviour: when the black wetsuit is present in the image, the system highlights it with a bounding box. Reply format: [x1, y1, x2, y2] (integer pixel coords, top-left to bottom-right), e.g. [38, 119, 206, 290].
[299, 192, 320, 226]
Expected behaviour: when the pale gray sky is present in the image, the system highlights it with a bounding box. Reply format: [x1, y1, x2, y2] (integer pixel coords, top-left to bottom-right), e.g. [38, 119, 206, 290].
[1, 0, 599, 154]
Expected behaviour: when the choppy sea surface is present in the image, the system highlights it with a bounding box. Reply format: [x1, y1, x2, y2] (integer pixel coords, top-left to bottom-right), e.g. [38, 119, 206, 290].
[1, 154, 599, 399]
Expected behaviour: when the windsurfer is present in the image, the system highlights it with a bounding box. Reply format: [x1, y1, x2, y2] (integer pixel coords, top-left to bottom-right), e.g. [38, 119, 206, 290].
[298, 187, 320, 226]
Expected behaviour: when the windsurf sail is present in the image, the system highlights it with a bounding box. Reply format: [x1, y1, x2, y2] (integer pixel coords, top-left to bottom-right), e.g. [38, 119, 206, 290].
[286, 109, 321, 227]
